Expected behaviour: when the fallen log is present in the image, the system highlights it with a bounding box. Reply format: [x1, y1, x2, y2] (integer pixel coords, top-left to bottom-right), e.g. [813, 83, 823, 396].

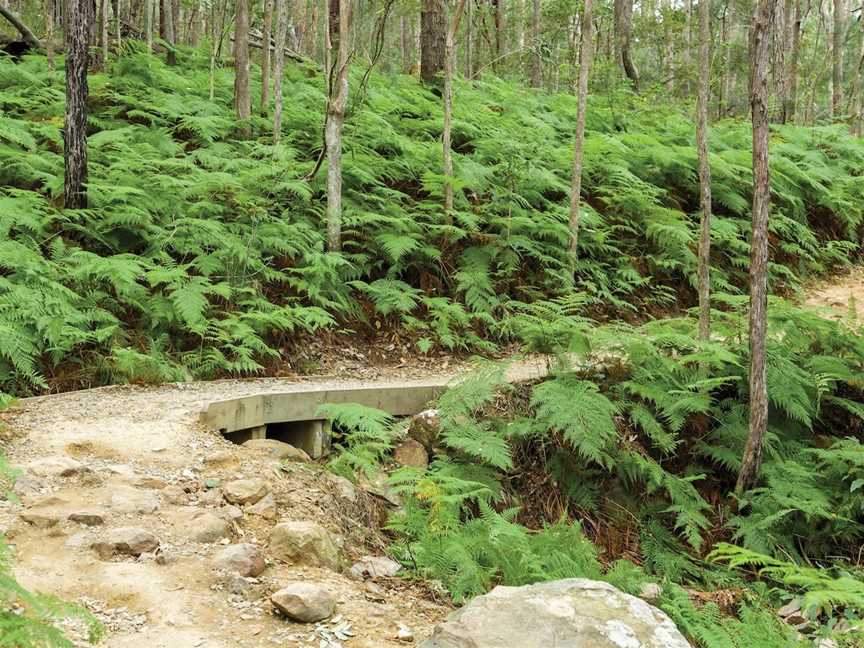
[0, 5, 41, 48]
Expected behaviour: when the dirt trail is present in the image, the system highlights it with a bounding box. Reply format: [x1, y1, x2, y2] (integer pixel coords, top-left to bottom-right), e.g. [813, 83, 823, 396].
[804, 265, 864, 322]
[1, 270, 861, 648]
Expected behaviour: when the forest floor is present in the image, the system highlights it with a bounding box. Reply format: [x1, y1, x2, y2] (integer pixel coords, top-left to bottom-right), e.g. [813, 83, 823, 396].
[0, 270, 861, 648]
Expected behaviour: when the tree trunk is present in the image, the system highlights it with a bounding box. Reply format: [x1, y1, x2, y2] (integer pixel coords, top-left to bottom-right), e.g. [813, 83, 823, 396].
[0, 5, 42, 46]
[852, 24, 864, 136]
[100, 0, 108, 66]
[400, 15, 412, 71]
[613, 0, 639, 88]
[64, 0, 91, 209]
[163, 0, 175, 63]
[273, 0, 288, 144]
[261, 0, 273, 113]
[568, 0, 594, 257]
[787, 0, 802, 122]
[115, 0, 121, 54]
[493, 0, 503, 70]
[530, 0, 540, 87]
[421, 0, 446, 83]
[696, 0, 712, 342]
[45, 0, 54, 68]
[832, 0, 844, 118]
[444, 0, 468, 213]
[234, 0, 251, 137]
[736, 0, 777, 495]
[325, 0, 350, 252]
[145, 0, 152, 51]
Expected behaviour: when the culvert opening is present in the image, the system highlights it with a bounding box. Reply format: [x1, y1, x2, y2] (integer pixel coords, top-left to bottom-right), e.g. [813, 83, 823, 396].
[224, 419, 333, 458]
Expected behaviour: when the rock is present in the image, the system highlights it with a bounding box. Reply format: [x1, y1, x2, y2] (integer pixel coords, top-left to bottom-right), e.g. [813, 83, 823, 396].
[325, 473, 357, 503]
[223, 505, 244, 521]
[359, 471, 402, 507]
[93, 527, 159, 558]
[27, 457, 84, 478]
[393, 439, 429, 469]
[198, 488, 224, 507]
[215, 543, 266, 577]
[815, 640, 839, 648]
[162, 485, 189, 505]
[364, 581, 387, 602]
[178, 510, 231, 543]
[777, 599, 801, 618]
[247, 493, 277, 520]
[132, 475, 168, 489]
[223, 479, 269, 505]
[109, 488, 160, 514]
[204, 478, 221, 489]
[269, 520, 341, 570]
[12, 474, 44, 499]
[19, 509, 61, 528]
[270, 583, 336, 623]
[68, 510, 105, 526]
[639, 582, 662, 602]
[349, 555, 402, 580]
[397, 624, 415, 642]
[418, 578, 691, 648]
[242, 439, 311, 462]
[203, 450, 235, 466]
[406, 409, 441, 452]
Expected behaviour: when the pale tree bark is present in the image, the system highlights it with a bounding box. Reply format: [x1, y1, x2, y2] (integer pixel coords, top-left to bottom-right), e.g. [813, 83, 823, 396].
[530, 0, 540, 87]
[163, 0, 176, 64]
[684, 0, 692, 92]
[832, 0, 844, 118]
[261, 0, 273, 112]
[568, 0, 594, 257]
[115, 0, 121, 53]
[145, 0, 152, 51]
[421, 0, 446, 83]
[515, 0, 524, 51]
[852, 24, 864, 136]
[273, 0, 289, 144]
[444, 0, 468, 214]
[325, 0, 350, 251]
[736, 0, 777, 495]
[400, 14, 411, 71]
[100, 0, 108, 67]
[696, 0, 712, 342]
[493, 0, 504, 69]
[65, 0, 91, 209]
[234, 0, 252, 137]
[787, 0, 803, 122]
[45, 0, 54, 69]
[613, 0, 638, 88]
[464, 0, 472, 76]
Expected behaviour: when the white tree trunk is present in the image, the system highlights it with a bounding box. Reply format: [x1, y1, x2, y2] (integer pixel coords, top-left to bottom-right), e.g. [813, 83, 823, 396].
[443, 0, 468, 214]
[273, 0, 289, 145]
[568, 0, 594, 257]
[695, 0, 712, 342]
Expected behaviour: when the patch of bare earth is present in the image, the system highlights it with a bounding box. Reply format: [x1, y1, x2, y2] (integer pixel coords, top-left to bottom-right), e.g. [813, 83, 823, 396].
[0, 376, 459, 648]
[804, 265, 864, 323]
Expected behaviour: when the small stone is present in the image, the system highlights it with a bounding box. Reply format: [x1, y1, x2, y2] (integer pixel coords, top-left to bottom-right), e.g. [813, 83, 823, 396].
[223, 505, 244, 520]
[93, 527, 159, 558]
[242, 439, 311, 462]
[19, 509, 61, 528]
[396, 623, 414, 642]
[204, 479, 221, 489]
[203, 451, 235, 466]
[393, 439, 428, 469]
[133, 476, 168, 490]
[182, 510, 231, 543]
[68, 511, 105, 526]
[325, 473, 357, 503]
[269, 521, 341, 570]
[271, 583, 336, 623]
[27, 457, 83, 478]
[162, 485, 189, 505]
[815, 640, 839, 648]
[639, 582, 662, 602]
[109, 488, 160, 514]
[406, 409, 441, 451]
[247, 493, 277, 520]
[349, 555, 402, 580]
[223, 479, 269, 505]
[214, 543, 266, 577]
[777, 599, 801, 618]
[364, 581, 387, 602]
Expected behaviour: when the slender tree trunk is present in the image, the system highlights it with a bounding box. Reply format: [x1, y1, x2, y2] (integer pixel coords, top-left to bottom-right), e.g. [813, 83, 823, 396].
[100, 0, 109, 66]
[325, 0, 350, 252]
[65, 0, 91, 209]
[444, 0, 468, 214]
[516, 0, 524, 51]
[464, 0, 472, 76]
[788, 0, 802, 122]
[144, 0, 152, 50]
[115, 0, 121, 53]
[568, 0, 594, 257]
[832, 0, 844, 118]
[614, 0, 639, 88]
[493, 0, 503, 70]
[696, 0, 712, 342]
[261, 0, 273, 112]
[400, 15, 411, 71]
[421, 0, 446, 83]
[163, 0, 175, 63]
[852, 24, 864, 136]
[234, 0, 251, 136]
[683, 0, 692, 92]
[530, 0, 540, 87]
[0, 5, 42, 46]
[273, 0, 288, 144]
[45, 0, 54, 69]
[737, 0, 777, 495]
[308, 0, 319, 60]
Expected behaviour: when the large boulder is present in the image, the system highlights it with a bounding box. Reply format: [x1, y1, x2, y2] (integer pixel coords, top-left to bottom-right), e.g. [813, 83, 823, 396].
[419, 579, 691, 648]
[269, 520, 341, 570]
